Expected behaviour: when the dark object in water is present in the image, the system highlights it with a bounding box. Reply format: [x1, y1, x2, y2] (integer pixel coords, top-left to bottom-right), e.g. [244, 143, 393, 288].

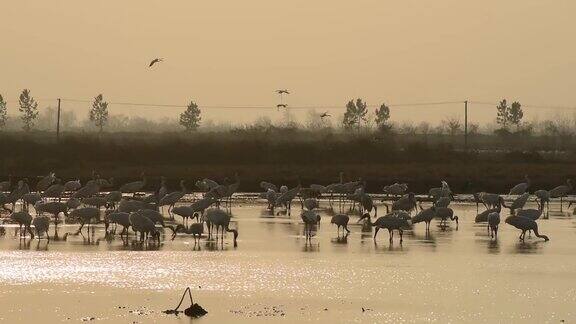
[163, 287, 208, 318]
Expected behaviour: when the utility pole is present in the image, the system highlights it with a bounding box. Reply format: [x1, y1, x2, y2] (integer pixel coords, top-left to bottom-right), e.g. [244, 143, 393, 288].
[56, 98, 61, 143]
[464, 100, 468, 150]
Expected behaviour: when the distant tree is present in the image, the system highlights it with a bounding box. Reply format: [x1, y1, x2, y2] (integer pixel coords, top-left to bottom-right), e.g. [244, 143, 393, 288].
[89, 94, 109, 133]
[0, 94, 7, 129]
[468, 123, 480, 135]
[374, 103, 391, 131]
[445, 117, 462, 136]
[399, 122, 416, 135]
[342, 98, 368, 130]
[509, 101, 523, 130]
[496, 99, 509, 129]
[18, 89, 39, 131]
[179, 101, 201, 131]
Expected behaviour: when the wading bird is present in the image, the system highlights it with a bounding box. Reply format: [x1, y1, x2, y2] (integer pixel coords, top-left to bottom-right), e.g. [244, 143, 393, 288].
[509, 175, 530, 195]
[505, 215, 549, 242]
[104, 211, 131, 236]
[549, 179, 572, 211]
[10, 211, 34, 238]
[204, 208, 238, 243]
[301, 209, 321, 240]
[330, 214, 350, 234]
[487, 212, 500, 239]
[119, 173, 147, 196]
[32, 216, 50, 241]
[129, 212, 161, 242]
[358, 212, 411, 243]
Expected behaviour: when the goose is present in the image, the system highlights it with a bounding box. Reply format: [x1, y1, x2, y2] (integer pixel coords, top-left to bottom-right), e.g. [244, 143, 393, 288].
[358, 212, 412, 243]
[505, 215, 549, 241]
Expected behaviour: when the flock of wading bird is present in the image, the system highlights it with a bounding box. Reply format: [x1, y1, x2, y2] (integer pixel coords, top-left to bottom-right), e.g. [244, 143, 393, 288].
[0, 172, 570, 246]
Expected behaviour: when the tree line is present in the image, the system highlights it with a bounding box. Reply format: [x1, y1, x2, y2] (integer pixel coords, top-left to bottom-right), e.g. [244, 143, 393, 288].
[0, 89, 531, 136]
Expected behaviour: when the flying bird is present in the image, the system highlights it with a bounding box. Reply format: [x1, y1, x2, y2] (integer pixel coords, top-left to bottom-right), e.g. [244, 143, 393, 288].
[320, 112, 331, 119]
[149, 58, 163, 67]
[276, 89, 290, 95]
[277, 104, 287, 110]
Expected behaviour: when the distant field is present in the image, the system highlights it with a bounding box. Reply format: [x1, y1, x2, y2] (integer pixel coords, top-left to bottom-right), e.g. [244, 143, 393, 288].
[1, 130, 574, 193]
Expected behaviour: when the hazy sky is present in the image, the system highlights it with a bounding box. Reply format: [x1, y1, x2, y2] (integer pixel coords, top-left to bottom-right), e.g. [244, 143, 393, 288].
[2, 1, 576, 126]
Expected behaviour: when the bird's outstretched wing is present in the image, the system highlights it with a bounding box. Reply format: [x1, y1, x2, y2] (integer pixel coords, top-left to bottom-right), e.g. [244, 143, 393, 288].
[149, 58, 162, 67]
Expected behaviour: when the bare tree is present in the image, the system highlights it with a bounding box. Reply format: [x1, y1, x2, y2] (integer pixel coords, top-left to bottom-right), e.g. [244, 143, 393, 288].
[444, 117, 462, 136]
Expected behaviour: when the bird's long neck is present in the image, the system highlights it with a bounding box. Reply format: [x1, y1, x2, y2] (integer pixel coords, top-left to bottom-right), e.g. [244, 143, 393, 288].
[532, 225, 549, 241]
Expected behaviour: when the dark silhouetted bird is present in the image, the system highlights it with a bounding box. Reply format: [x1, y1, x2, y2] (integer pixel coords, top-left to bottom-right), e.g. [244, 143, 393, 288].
[149, 58, 163, 67]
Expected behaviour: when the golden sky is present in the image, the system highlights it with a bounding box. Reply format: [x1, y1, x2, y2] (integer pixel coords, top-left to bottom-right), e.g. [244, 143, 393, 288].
[2, 0, 575, 125]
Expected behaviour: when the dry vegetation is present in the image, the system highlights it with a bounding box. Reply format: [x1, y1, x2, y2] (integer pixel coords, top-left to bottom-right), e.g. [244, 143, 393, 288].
[1, 127, 575, 193]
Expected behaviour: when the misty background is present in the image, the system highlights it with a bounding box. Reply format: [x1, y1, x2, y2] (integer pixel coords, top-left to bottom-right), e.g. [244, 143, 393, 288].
[1, 1, 576, 130]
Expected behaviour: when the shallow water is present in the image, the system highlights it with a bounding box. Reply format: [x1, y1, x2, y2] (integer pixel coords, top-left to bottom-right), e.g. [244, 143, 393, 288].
[0, 200, 575, 323]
